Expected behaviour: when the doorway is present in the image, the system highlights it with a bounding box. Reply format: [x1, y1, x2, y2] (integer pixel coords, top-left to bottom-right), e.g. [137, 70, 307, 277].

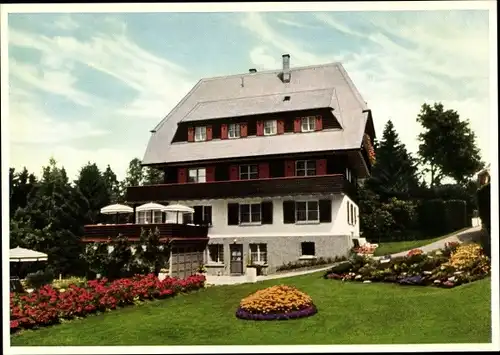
[229, 244, 243, 275]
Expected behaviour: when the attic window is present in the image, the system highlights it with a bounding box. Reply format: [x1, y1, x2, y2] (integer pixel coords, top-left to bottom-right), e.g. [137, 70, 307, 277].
[283, 95, 291, 101]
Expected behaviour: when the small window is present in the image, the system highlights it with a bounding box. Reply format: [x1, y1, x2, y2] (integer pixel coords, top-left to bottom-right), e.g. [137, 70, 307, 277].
[239, 203, 262, 224]
[136, 210, 162, 224]
[283, 95, 291, 101]
[350, 204, 354, 226]
[250, 244, 267, 264]
[239, 164, 258, 180]
[347, 201, 351, 225]
[264, 120, 277, 136]
[301, 242, 315, 256]
[136, 211, 147, 224]
[195, 126, 207, 141]
[295, 201, 319, 223]
[188, 168, 206, 183]
[228, 123, 240, 139]
[208, 244, 224, 264]
[301, 116, 316, 132]
[296, 160, 316, 177]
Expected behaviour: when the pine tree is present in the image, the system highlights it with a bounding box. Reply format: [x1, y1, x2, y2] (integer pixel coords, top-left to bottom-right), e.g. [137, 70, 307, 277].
[102, 165, 123, 203]
[74, 162, 111, 224]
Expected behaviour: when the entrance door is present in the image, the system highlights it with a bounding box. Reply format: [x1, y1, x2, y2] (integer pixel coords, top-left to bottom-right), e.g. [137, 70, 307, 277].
[230, 244, 243, 275]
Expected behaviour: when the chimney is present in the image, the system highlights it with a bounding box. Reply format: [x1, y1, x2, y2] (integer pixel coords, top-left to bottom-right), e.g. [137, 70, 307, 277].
[249, 68, 257, 73]
[282, 54, 291, 83]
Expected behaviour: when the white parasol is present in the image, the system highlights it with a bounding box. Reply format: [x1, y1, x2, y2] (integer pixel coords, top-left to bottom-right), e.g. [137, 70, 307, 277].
[163, 204, 195, 224]
[10, 247, 48, 262]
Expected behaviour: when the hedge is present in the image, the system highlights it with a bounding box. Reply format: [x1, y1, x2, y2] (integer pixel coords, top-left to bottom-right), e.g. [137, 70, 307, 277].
[418, 199, 447, 236]
[444, 199, 468, 232]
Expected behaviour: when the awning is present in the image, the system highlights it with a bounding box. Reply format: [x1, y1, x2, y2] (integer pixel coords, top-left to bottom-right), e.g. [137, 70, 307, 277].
[10, 247, 48, 262]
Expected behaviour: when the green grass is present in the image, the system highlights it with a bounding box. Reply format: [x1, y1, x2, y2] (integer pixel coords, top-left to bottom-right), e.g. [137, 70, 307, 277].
[373, 228, 471, 256]
[11, 273, 491, 346]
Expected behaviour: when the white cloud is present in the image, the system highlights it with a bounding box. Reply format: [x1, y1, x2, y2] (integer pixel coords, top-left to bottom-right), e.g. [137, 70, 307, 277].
[53, 15, 79, 31]
[248, 47, 281, 70]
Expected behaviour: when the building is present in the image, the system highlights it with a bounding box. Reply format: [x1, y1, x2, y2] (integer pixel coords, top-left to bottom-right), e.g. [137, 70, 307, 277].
[83, 54, 376, 277]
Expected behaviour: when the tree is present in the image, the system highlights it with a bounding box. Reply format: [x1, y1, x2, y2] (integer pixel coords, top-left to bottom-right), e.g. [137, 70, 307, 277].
[123, 158, 145, 187]
[102, 165, 123, 203]
[366, 120, 420, 199]
[74, 162, 111, 224]
[134, 227, 172, 276]
[9, 167, 38, 216]
[416, 102, 484, 187]
[144, 166, 164, 185]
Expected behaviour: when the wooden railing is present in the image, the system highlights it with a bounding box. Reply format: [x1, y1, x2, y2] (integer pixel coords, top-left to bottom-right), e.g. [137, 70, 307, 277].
[83, 223, 209, 240]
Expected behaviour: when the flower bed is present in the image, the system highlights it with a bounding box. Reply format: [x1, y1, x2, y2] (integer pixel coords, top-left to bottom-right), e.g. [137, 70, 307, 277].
[324, 243, 490, 289]
[10, 274, 205, 333]
[235, 285, 317, 321]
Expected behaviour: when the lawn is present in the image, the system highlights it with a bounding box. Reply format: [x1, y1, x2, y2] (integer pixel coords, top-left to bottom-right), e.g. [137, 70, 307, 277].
[11, 272, 492, 346]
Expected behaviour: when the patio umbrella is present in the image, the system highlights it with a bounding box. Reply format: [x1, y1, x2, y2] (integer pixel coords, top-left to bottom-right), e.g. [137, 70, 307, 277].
[162, 204, 195, 224]
[10, 247, 48, 262]
[100, 203, 133, 224]
[136, 202, 167, 224]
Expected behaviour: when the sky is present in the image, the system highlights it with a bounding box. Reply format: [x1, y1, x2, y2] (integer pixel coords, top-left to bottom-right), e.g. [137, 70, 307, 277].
[4, 4, 494, 181]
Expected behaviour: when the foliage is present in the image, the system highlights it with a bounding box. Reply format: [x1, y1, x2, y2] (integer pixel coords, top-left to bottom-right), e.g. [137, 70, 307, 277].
[406, 249, 423, 257]
[443, 199, 468, 232]
[417, 199, 446, 236]
[416, 102, 484, 187]
[25, 268, 55, 290]
[102, 165, 123, 203]
[144, 166, 164, 185]
[134, 227, 172, 276]
[9, 167, 38, 217]
[10, 274, 206, 333]
[52, 277, 87, 290]
[275, 256, 346, 272]
[444, 243, 489, 273]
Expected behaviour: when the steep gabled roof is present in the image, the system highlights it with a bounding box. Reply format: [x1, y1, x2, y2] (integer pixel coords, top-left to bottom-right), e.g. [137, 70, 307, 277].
[142, 62, 370, 165]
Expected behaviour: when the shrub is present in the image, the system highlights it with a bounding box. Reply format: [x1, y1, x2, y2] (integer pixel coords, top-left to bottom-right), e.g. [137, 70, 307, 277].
[418, 199, 446, 236]
[444, 200, 468, 232]
[52, 276, 87, 290]
[25, 268, 55, 289]
[236, 285, 316, 320]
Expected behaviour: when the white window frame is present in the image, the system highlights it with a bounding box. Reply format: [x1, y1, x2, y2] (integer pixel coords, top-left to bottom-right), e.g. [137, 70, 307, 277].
[136, 210, 162, 224]
[249, 243, 267, 265]
[207, 244, 224, 264]
[295, 160, 316, 177]
[239, 164, 258, 180]
[301, 242, 316, 257]
[295, 200, 319, 223]
[228, 123, 240, 139]
[188, 168, 206, 183]
[264, 120, 277, 136]
[194, 126, 207, 142]
[301, 116, 316, 132]
[239, 203, 262, 224]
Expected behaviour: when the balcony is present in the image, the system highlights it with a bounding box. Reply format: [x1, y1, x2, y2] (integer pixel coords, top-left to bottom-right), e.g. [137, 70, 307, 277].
[82, 223, 209, 242]
[126, 174, 354, 203]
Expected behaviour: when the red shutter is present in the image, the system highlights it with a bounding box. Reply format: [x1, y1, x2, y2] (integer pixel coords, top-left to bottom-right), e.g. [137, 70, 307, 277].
[229, 165, 239, 180]
[294, 118, 301, 133]
[256, 121, 264, 136]
[206, 125, 213, 141]
[206, 166, 215, 182]
[240, 122, 248, 137]
[221, 124, 228, 139]
[315, 115, 323, 131]
[177, 168, 187, 183]
[187, 127, 194, 142]
[277, 120, 285, 135]
[258, 163, 270, 179]
[316, 159, 327, 175]
[285, 160, 295, 177]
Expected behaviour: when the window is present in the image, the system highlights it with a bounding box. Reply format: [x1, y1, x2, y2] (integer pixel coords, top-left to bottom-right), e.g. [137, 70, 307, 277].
[228, 123, 240, 139]
[346, 168, 352, 182]
[137, 211, 147, 224]
[188, 168, 206, 183]
[301, 116, 316, 132]
[301, 242, 316, 256]
[296, 160, 316, 176]
[194, 205, 212, 225]
[239, 164, 258, 180]
[136, 210, 162, 224]
[347, 201, 356, 225]
[354, 206, 357, 225]
[250, 244, 267, 264]
[208, 244, 224, 264]
[239, 203, 262, 224]
[264, 120, 277, 135]
[350, 204, 354, 225]
[194, 126, 207, 141]
[295, 201, 319, 222]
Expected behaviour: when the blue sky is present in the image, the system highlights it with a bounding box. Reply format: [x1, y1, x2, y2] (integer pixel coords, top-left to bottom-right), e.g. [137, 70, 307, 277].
[5, 6, 493, 181]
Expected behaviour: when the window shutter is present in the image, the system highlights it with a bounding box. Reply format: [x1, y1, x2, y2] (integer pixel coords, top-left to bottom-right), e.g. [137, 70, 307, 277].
[240, 122, 248, 137]
[261, 201, 273, 224]
[283, 201, 295, 224]
[315, 115, 323, 131]
[187, 127, 194, 142]
[177, 168, 187, 183]
[205, 206, 213, 225]
[193, 206, 203, 225]
[316, 159, 327, 175]
[319, 199, 332, 223]
[284, 160, 295, 177]
[294, 118, 301, 133]
[256, 121, 264, 136]
[277, 120, 285, 134]
[221, 124, 228, 139]
[206, 166, 215, 182]
[229, 165, 239, 180]
[206, 125, 213, 141]
[258, 162, 270, 179]
[227, 203, 239, 225]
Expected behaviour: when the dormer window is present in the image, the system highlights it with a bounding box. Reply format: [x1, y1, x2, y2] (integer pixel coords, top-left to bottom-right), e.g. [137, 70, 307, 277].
[195, 126, 207, 141]
[301, 116, 316, 132]
[264, 120, 277, 136]
[228, 123, 240, 139]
